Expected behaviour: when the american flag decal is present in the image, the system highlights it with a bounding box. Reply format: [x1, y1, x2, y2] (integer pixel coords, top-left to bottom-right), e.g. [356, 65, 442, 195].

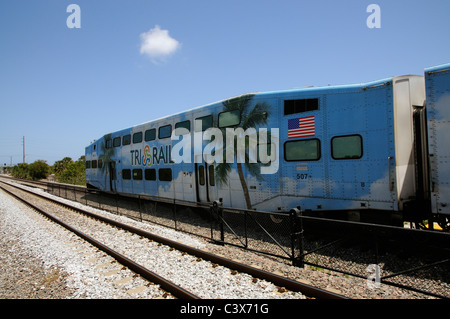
[288, 116, 315, 139]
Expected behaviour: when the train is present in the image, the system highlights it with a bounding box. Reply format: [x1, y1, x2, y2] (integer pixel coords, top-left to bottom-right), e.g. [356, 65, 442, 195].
[85, 63, 450, 229]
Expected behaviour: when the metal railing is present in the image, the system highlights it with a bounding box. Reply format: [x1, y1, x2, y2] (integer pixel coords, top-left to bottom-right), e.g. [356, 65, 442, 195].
[22, 179, 450, 299]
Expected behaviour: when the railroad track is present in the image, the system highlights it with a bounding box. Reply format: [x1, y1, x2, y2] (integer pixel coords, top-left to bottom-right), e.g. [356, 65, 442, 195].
[0, 181, 197, 299]
[0, 180, 348, 299]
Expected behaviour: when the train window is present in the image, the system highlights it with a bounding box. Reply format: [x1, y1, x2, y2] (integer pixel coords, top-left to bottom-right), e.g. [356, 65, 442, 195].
[159, 125, 172, 139]
[122, 169, 131, 180]
[145, 168, 156, 181]
[133, 132, 143, 144]
[106, 139, 112, 149]
[113, 137, 121, 148]
[209, 165, 215, 186]
[199, 165, 205, 185]
[145, 129, 156, 141]
[284, 98, 319, 115]
[133, 169, 143, 180]
[98, 159, 103, 168]
[91, 160, 97, 169]
[85, 161, 91, 169]
[175, 120, 191, 135]
[284, 139, 321, 161]
[159, 168, 172, 181]
[194, 115, 213, 132]
[331, 135, 363, 160]
[219, 110, 241, 128]
[123, 134, 131, 145]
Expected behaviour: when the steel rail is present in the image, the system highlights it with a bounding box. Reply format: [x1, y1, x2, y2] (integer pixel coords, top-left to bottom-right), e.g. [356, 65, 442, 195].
[0, 183, 199, 299]
[1, 180, 348, 299]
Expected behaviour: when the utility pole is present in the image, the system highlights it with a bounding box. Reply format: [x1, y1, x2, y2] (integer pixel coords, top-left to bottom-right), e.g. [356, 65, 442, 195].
[23, 136, 25, 163]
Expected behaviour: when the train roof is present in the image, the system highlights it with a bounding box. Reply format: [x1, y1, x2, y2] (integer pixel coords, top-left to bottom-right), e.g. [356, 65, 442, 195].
[425, 62, 450, 74]
[136, 77, 395, 122]
[86, 74, 423, 147]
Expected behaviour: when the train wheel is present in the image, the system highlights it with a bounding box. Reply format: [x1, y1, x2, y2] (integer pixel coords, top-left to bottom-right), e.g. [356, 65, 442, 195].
[270, 214, 284, 224]
[436, 216, 450, 232]
[413, 220, 429, 230]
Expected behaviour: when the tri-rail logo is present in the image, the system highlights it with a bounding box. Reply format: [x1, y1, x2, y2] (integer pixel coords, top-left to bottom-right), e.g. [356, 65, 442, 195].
[130, 126, 279, 174]
[130, 144, 174, 167]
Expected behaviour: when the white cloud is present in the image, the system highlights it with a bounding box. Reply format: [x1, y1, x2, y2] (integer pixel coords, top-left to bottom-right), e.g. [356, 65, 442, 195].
[139, 25, 181, 63]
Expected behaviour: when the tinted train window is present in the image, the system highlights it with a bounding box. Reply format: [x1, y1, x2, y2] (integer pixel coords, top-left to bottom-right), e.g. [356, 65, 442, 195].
[122, 169, 131, 180]
[209, 165, 215, 186]
[219, 110, 241, 128]
[284, 98, 319, 115]
[105, 139, 112, 149]
[331, 135, 363, 159]
[145, 168, 156, 180]
[133, 169, 143, 180]
[133, 132, 143, 144]
[194, 115, 213, 132]
[98, 159, 103, 168]
[145, 129, 156, 141]
[159, 168, 172, 181]
[175, 120, 191, 135]
[91, 160, 97, 169]
[86, 161, 91, 169]
[123, 134, 131, 145]
[113, 137, 121, 147]
[159, 125, 172, 139]
[199, 165, 205, 186]
[284, 139, 321, 161]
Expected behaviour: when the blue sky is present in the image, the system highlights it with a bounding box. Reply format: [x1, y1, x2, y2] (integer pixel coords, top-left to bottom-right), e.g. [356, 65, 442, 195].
[1, 0, 449, 165]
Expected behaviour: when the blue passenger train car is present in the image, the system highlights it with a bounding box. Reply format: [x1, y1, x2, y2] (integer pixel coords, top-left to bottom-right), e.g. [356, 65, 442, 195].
[425, 63, 450, 224]
[85, 64, 449, 226]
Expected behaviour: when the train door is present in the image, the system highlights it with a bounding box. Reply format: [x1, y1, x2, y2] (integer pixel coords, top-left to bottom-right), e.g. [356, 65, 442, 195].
[412, 105, 430, 203]
[194, 156, 216, 204]
[109, 161, 116, 192]
[193, 114, 217, 204]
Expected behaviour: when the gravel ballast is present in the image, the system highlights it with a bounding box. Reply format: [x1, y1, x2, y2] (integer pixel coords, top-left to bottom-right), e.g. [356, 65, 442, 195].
[0, 185, 304, 299]
[0, 182, 441, 299]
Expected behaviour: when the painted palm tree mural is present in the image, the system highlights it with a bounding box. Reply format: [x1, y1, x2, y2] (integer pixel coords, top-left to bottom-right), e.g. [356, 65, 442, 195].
[98, 133, 116, 192]
[215, 94, 271, 210]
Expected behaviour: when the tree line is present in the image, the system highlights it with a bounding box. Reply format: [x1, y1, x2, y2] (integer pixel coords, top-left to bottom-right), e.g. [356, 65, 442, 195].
[7, 156, 86, 185]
